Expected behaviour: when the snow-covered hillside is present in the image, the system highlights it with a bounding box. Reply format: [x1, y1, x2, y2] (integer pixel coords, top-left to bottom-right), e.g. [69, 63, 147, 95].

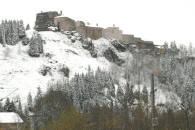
[0, 30, 117, 103]
[0, 30, 177, 105]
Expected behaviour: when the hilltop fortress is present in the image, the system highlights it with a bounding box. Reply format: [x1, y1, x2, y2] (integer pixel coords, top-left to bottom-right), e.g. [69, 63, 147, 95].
[35, 11, 154, 48]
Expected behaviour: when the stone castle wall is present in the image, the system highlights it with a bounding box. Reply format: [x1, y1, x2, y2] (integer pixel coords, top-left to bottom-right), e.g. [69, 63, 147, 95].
[53, 16, 123, 40]
[102, 27, 123, 40]
[86, 26, 103, 40]
[122, 34, 135, 44]
[76, 26, 87, 37]
[35, 11, 59, 31]
[54, 17, 76, 31]
[35, 11, 154, 47]
[53, 17, 103, 39]
[75, 21, 87, 38]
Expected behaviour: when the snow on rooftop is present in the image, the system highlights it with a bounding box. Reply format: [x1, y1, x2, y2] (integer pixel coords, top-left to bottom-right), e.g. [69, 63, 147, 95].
[0, 112, 23, 123]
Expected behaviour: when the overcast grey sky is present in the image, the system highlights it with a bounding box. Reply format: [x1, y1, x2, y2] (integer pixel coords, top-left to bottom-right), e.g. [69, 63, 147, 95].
[1, 0, 194, 46]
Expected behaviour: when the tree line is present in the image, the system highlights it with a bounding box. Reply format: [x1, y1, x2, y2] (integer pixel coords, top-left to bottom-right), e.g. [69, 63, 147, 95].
[0, 20, 26, 46]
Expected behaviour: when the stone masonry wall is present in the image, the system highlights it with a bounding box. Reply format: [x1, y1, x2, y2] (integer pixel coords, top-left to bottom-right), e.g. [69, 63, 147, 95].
[54, 17, 76, 31]
[122, 34, 135, 44]
[75, 21, 87, 38]
[102, 27, 123, 40]
[76, 26, 87, 38]
[35, 12, 154, 48]
[35, 11, 59, 31]
[54, 16, 103, 40]
[86, 26, 103, 40]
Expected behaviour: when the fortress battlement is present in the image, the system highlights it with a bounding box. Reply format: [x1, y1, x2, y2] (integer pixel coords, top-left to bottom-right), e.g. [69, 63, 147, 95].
[35, 11, 153, 46]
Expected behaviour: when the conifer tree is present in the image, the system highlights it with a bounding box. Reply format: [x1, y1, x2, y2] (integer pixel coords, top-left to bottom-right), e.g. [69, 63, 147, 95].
[0, 102, 4, 112]
[26, 24, 30, 30]
[1, 22, 6, 46]
[11, 20, 19, 44]
[27, 92, 33, 110]
[18, 20, 25, 38]
[4, 98, 16, 112]
[17, 98, 23, 114]
[142, 85, 149, 118]
[36, 87, 42, 99]
[0, 20, 25, 45]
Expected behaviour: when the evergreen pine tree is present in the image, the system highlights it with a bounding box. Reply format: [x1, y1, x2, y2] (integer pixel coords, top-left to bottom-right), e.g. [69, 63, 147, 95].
[18, 20, 25, 38]
[142, 85, 149, 118]
[142, 86, 148, 104]
[4, 98, 11, 111]
[10, 101, 16, 112]
[4, 98, 16, 112]
[27, 92, 33, 110]
[26, 24, 30, 30]
[24, 105, 29, 119]
[17, 98, 23, 114]
[1, 21, 6, 46]
[11, 20, 19, 44]
[0, 102, 4, 112]
[6, 20, 12, 45]
[34, 87, 42, 104]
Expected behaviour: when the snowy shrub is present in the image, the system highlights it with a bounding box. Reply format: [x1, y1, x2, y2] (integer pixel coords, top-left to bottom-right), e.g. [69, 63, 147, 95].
[71, 36, 76, 43]
[90, 49, 97, 58]
[82, 39, 97, 58]
[39, 65, 51, 76]
[28, 33, 44, 57]
[44, 53, 53, 59]
[76, 36, 82, 41]
[111, 40, 126, 52]
[22, 37, 30, 45]
[103, 47, 125, 66]
[59, 66, 70, 77]
[28, 50, 40, 57]
[26, 24, 30, 30]
[48, 59, 58, 64]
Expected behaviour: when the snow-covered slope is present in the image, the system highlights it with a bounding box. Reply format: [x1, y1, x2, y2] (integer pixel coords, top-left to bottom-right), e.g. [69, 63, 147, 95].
[0, 30, 178, 105]
[0, 31, 114, 103]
